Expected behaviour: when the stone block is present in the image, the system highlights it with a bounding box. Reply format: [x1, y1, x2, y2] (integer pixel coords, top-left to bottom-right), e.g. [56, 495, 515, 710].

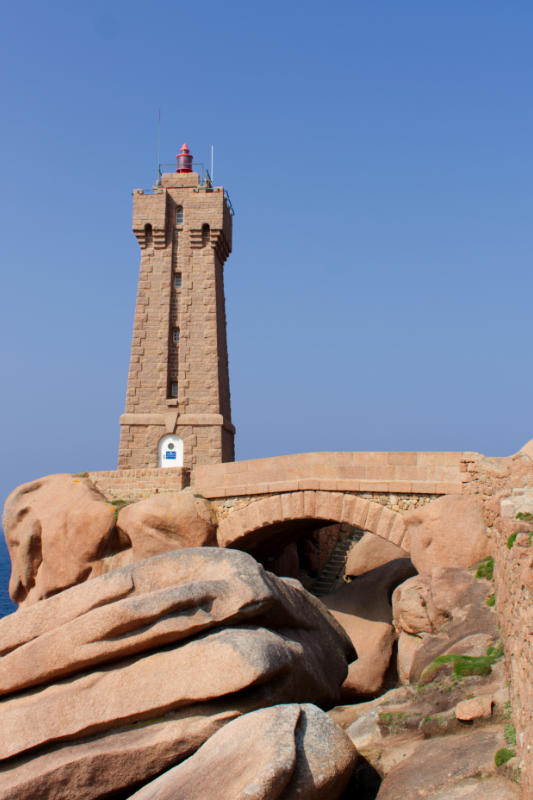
[387, 452, 418, 465]
[335, 479, 361, 491]
[388, 481, 412, 493]
[366, 465, 396, 480]
[365, 502, 384, 535]
[303, 491, 317, 517]
[316, 479, 339, 491]
[297, 479, 321, 491]
[376, 508, 396, 541]
[388, 515, 407, 547]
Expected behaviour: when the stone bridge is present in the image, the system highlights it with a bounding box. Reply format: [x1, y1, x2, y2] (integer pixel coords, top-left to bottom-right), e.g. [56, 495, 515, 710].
[90, 449, 489, 557]
[191, 450, 472, 554]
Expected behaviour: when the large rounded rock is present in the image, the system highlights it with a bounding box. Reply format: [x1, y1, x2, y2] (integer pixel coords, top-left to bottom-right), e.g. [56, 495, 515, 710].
[345, 533, 408, 579]
[2, 474, 117, 606]
[392, 567, 498, 684]
[404, 495, 490, 573]
[393, 567, 493, 638]
[127, 704, 357, 799]
[0, 548, 354, 799]
[392, 573, 447, 636]
[323, 558, 416, 698]
[116, 489, 217, 561]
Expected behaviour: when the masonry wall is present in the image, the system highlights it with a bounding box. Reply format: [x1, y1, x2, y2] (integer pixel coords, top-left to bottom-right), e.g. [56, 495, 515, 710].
[191, 450, 468, 499]
[493, 488, 533, 799]
[88, 468, 189, 501]
[94, 451, 471, 503]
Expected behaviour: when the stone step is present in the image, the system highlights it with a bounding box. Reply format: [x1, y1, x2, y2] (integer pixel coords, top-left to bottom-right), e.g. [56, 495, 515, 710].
[309, 530, 363, 597]
[309, 529, 363, 597]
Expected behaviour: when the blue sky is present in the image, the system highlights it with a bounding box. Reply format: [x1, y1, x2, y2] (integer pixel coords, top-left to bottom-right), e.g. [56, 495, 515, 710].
[0, 0, 532, 509]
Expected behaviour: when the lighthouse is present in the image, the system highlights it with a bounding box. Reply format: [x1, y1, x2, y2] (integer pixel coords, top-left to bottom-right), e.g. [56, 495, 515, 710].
[118, 145, 235, 470]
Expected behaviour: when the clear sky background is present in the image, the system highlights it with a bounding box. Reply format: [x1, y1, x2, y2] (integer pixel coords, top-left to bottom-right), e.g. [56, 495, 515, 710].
[1, 0, 532, 512]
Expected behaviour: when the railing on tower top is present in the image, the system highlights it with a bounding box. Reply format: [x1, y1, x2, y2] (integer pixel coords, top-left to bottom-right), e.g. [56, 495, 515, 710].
[158, 161, 210, 185]
[149, 162, 235, 215]
[223, 190, 235, 216]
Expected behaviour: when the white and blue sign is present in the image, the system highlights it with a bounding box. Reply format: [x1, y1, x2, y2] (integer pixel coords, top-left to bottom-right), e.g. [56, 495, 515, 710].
[158, 434, 184, 468]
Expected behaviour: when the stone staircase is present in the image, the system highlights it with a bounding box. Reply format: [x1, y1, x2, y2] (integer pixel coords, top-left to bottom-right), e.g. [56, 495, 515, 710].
[310, 528, 363, 597]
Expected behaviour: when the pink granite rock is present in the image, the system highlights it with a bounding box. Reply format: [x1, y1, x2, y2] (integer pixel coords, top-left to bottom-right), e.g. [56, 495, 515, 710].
[404, 494, 490, 573]
[345, 533, 409, 578]
[127, 704, 357, 800]
[323, 558, 415, 698]
[376, 727, 513, 799]
[392, 573, 446, 636]
[455, 694, 494, 721]
[116, 489, 216, 561]
[1, 626, 319, 761]
[392, 568, 498, 683]
[396, 632, 422, 685]
[0, 548, 352, 698]
[0, 548, 354, 799]
[393, 567, 492, 638]
[0, 707, 242, 800]
[2, 474, 119, 606]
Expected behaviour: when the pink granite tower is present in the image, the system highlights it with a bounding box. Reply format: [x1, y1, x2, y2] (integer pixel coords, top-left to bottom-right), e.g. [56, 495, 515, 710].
[118, 145, 235, 470]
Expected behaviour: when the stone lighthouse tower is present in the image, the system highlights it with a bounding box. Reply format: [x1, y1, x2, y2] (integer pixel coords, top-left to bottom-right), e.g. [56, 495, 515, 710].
[118, 144, 235, 471]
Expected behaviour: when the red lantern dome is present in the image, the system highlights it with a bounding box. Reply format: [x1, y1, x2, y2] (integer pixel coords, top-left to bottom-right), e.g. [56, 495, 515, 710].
[176, 143, 193, 173]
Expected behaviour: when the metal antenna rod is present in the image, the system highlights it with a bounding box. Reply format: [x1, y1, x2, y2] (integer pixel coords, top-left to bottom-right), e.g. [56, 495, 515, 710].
[211, 145, 214, 184]
[157, 110, 161, 181]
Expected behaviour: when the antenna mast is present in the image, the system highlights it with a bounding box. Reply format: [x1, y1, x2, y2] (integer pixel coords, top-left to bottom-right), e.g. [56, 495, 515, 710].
[211, 145, 214, 184]
[156, 110, 161, 184]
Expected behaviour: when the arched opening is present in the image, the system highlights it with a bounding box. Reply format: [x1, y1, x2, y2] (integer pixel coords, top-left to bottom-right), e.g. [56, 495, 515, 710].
[247, 519, 365, 594]
[201, 223, 210, 247]
[218, 492, 407, 551]
[217, 491, 411, 595]
[144, 223, 153, 247]
[158, 434, 184, 468]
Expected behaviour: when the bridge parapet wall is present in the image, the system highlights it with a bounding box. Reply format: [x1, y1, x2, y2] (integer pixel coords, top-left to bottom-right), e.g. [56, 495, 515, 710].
[86, 450, 526, 513]
[192, 451, 471, 500]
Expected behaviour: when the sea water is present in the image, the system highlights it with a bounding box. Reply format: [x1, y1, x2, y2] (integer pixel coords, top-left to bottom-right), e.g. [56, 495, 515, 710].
[0, 534, 16, 618]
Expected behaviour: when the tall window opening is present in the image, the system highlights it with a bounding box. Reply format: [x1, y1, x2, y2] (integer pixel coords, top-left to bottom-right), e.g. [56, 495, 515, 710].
[201, 223, 210, 247]
[144, 223, 153, 246]
[176, 206, 183, 227]
[174, 273, 182, 289]
[173, 327, 180, 343]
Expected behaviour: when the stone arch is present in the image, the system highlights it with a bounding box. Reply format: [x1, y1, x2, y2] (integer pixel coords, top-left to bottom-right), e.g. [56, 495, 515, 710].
[217, 490, 408, 553]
